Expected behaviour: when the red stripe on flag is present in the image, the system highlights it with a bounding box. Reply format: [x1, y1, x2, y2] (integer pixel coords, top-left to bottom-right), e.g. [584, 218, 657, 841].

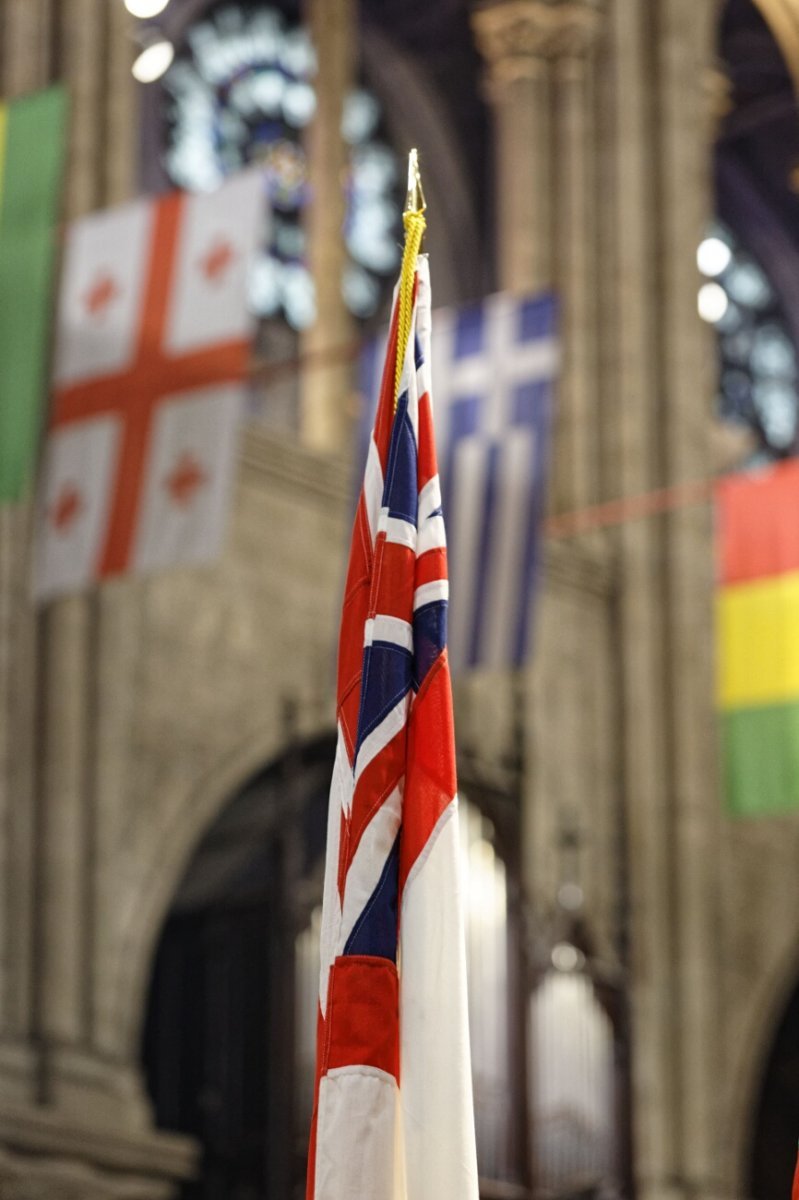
[417, 391, 438, 492]
[323, 955, 399, 1080]
[717, 459, 799, 585]
[369, 536, 415, 621]
[399, 651, 457, 896]
[100, 193, 183, 574]
[415, 545, 448, 590]
[337, 498, 375, 763]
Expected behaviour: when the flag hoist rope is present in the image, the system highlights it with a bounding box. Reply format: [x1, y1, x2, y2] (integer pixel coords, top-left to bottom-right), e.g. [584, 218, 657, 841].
[394, 149, 427, 410]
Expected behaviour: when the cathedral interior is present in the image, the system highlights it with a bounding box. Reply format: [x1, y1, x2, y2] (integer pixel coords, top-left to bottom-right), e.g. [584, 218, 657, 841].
[2, 1, 799, 1198]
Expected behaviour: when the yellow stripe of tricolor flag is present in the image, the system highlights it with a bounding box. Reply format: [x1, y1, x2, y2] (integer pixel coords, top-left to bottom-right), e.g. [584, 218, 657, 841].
[717, 570, 799, 708]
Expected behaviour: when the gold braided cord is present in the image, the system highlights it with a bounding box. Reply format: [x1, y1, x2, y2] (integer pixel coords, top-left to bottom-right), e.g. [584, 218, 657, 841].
[393, 207, 426, 410]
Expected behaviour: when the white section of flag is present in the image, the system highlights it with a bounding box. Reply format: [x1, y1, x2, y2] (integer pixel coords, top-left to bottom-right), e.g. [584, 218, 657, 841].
[399, 800, 479, 1200]
[132, 383, 244, 573]
[314, 1068, 401, 1200]
[32, 417, 122, 601]
[165, 170, 266, 354]
[338, 785, 402, 953]
[53, 200, 153, 387]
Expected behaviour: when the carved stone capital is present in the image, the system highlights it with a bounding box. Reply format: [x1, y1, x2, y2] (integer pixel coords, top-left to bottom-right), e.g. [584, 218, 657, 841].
[473, 0, 603, 86]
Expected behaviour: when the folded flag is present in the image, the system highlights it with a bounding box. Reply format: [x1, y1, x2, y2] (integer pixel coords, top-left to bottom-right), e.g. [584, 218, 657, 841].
[33, 170, 266, 600]
[0, 86, 67, 503]
[307, 234, 479, 1194]
[717, 459, 799, 815]
[360, 288, 557, 673]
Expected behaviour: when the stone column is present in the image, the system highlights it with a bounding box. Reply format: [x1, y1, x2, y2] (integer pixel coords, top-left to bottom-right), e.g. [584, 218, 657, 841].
[473, 0, 607, 912]
[656, 1, 725, 1195]
[472, 1, 554, 295]
[551, 8, 602, 514]
[474, 1, 602, 517]
[606, 1, 680, 1193]
[35, 0, 105, 1069]
[300, 0, 356, 454]
[0, 0, 53, 1099]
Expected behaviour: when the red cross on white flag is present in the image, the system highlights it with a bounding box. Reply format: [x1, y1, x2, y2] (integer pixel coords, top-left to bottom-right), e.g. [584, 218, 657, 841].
[33, 170, 266, 601]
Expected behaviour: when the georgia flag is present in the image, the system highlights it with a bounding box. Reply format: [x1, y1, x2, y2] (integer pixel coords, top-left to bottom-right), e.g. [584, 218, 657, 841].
[33, 170, 266, 601]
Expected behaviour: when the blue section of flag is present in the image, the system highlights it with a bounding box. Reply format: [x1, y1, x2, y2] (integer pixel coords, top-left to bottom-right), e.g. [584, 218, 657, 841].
[454, 301, 484, 358]
[518, 292, 556, 341]
[413, 600, 448, 690]
[343, 834, 400, 960]
[355, 642, 412, 762]
[383, 391, 418, 524]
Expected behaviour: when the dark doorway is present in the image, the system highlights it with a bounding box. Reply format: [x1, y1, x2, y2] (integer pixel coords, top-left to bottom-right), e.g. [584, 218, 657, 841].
[748, 973, 799, 1199]
[141, 737, 334, 1200]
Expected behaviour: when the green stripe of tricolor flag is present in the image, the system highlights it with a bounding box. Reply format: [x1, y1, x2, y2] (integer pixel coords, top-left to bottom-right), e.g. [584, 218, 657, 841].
[0, 86, 67, 502]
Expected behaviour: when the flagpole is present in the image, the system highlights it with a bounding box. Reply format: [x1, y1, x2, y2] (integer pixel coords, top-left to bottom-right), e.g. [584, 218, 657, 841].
[393, 149, 427, 408]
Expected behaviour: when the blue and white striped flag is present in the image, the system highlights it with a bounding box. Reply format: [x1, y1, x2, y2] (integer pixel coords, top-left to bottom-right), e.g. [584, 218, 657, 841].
[360, 288, 557, 673]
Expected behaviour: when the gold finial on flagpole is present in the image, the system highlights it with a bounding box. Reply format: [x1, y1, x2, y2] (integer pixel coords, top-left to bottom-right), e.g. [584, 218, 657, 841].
[405, 147, 426, 216]
[394, 150, 427, 408]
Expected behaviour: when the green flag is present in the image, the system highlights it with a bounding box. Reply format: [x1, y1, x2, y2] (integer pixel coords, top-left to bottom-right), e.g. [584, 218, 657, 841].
[0, 86, 67, 502]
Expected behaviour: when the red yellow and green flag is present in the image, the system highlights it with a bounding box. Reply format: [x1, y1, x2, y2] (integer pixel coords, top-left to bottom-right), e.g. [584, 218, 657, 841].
[717, 460, 799, 816]
[0, 86, 67, 503]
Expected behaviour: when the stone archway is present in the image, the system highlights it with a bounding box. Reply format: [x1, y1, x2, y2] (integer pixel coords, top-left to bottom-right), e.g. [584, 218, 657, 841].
[746, 959, 799, 1198]
[139, 734, 335, 1199]
[107, 720, 333, 1066]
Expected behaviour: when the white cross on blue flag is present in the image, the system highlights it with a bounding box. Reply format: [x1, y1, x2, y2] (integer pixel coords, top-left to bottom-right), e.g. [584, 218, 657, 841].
[359, 290, 557, 673]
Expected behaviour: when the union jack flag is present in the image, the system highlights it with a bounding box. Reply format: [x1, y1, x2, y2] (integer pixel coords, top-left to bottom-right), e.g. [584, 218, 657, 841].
[306, 257, 479, 1199]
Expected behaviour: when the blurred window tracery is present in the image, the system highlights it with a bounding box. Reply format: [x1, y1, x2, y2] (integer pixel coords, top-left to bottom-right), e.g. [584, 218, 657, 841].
[161, 2, 401, 330]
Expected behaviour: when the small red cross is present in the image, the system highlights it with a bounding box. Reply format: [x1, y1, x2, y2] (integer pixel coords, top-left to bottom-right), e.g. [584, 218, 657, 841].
[84, 272, 120, 318]
[164, 452, 207, 507]
[50, 483, 83, 533]
[52, 193, 248, 577]
[198, 238, 235, 283]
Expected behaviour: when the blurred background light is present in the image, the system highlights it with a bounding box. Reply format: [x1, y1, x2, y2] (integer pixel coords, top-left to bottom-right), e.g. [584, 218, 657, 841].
[125, 0, 170, 18]
[132, 38, 174, 83]
[697, 235, 732, 277]
[698, 281, 729, 324]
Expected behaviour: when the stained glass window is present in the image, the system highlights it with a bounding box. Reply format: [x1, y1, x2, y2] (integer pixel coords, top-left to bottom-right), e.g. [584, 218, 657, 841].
[162, 3, 401, 330]
[699, 222, 799, 460]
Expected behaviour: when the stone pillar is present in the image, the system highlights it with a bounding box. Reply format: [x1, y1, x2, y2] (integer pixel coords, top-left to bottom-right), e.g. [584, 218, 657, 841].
[0, 0, 54, 1102]
[472, 0, 606, 912]
[472, 1, 554, 294]
[606, 1, 680, 1193]
[656, 1, 724, 1195]
[300, 0, 356, 454]
[35, 0, 105, 1069]
[474, 0, 603, 517]
[551, 10, 602, 514]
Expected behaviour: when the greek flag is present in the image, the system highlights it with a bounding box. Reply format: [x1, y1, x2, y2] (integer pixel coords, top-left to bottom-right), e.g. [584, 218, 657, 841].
[360, 289, 557, 673]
